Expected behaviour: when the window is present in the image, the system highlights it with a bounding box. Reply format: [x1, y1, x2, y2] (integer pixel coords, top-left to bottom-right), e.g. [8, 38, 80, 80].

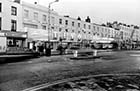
[97, 27, 99, 31]
[0, 3, 2, 12]
[42, 25, 46, 30]
[88, 25, 91, 29]
[11, 6, 17, 16]
[34, 12, 38, 20]
[72, 21, 74, 26]
[93, 26, 96, 30]
[51, 17, 55, 24]
[78, 23, 80, 27]
[65, 29, 68, 32]
[24, 10, 29, 18]
[65, 20, 68, 25]
[59, 28, 62, 32]
[0, 17, 1, 30]
[11, 20, 17, 31]
[59, 19, 62, 24]
[84, 24, 86, 29]
[42, 15, 47, 22]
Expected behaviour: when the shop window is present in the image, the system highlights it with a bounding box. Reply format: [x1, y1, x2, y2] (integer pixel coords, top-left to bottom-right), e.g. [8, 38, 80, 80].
[11, 6, 17, 16]
[11, 20, 17, 31]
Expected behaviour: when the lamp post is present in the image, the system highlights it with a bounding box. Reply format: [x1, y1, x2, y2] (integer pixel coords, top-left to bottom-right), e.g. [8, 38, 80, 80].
[48, 0, 59, 43]
[45, 0, 59, 56]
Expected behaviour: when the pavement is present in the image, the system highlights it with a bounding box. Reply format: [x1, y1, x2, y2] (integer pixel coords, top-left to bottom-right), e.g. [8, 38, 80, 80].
[0, 49, 112, 64]
[0, 50, 140, 91]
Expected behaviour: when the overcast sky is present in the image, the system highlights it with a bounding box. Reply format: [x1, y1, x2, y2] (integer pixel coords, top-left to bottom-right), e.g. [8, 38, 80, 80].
[22, 0, 140, 26]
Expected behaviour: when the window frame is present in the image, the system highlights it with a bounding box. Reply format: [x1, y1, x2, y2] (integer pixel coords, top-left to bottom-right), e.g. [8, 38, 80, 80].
[0, 3, 2, 12]
[11, 20, 17, 32]
[11, 6, 17, 16]
[34, 12, 38, 21]
[24, 9, 29, 18]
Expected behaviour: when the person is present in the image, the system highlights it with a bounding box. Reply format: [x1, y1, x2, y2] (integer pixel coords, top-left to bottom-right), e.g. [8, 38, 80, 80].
[57, 44, 63, 55]
[33, 45, 36, 52]
[40, 45, 44, 56]
[45, 43, 51, 56]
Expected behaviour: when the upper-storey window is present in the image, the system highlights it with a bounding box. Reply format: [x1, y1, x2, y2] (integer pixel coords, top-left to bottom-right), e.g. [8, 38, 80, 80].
[11, 20, 17, 32]
[93, 26, 96, 31]
[72, 21, 74, 26]
[88, 25, 91, 29]
[0, 17, 1, 30]
[51, 17, 55, 24]
[42, 15, 47, 22]
[78, 23, 80, 27]
[11, 6, 17, 16]
[84, 24, 86, 29]
[65, 20, 68, 25]
[59, 19, 62, 24]
[0, 3, 2, 12]
[24, 9, 29, 18]
[34, 12, 38, 21]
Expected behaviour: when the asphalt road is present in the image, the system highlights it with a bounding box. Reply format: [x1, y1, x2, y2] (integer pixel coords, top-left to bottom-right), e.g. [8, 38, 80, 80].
[0, 50, 140, 91]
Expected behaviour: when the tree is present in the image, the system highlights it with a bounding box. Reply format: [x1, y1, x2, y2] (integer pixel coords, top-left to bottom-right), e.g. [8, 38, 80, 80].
[85, 16, 91, 23]
[77, 16, 81, 21]
[101, 23, 106, 26]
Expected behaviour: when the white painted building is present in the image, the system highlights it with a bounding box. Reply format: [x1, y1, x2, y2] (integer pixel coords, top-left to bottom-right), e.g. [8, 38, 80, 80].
[0, 0, 27, 53]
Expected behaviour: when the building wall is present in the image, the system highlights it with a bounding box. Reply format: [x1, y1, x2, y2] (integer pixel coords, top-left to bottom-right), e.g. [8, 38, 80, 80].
[21, 0, 140, 47]
[0, 0, 22, 31]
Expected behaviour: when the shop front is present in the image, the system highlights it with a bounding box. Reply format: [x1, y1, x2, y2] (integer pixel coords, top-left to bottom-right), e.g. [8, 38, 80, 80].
[4, 31, 27, 48]
[0, 31, 27, 53]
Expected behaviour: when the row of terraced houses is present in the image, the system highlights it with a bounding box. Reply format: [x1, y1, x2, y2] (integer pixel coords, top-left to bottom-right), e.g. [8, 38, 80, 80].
[0, 0, 140, 53]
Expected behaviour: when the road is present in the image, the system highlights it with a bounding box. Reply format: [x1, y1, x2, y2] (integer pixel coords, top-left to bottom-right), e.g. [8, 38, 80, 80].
[0, 50, 140, 91]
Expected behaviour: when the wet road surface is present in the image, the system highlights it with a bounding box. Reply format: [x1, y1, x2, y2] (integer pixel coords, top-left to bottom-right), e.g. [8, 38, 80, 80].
[0, 50, 140, 91]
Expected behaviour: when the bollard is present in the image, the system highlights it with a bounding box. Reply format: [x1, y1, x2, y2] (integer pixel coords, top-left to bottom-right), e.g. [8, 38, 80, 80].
[74, 50, 78, 57]
[93, 50, 97, 56]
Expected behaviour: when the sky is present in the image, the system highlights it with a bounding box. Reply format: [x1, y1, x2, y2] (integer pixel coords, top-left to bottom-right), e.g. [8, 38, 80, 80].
[22, 0, 140, 26]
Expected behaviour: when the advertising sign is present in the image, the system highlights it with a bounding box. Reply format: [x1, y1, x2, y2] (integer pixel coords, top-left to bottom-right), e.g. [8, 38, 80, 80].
[0, 37, 6, 53]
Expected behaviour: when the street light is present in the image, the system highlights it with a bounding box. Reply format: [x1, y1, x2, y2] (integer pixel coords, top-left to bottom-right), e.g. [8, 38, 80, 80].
[45, 0, 59, 56]
[48, 0, 59, 43]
